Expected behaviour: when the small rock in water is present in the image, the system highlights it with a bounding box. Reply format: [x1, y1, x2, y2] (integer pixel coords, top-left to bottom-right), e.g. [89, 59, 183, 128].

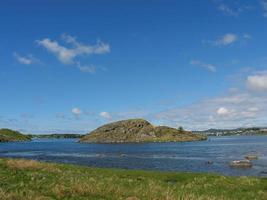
[244, 155, 258, 160]
[206, 161, 213, 165]
[229, 160, 252, 168]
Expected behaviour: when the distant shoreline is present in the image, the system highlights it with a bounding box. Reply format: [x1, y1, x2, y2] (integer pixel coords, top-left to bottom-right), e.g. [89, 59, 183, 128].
[28, 133, 84, 139]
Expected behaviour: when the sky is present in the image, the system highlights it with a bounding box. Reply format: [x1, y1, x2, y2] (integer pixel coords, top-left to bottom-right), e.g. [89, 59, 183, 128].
[0, 0, 267, 134]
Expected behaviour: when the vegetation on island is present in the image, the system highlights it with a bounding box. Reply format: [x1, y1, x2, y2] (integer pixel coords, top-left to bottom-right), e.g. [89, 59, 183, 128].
[79, 119, 207, 143]
[0, 129, 31, 142]
[0, 158, 267, 200]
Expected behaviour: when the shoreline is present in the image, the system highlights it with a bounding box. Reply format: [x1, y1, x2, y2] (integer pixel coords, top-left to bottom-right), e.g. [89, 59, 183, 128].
[0, 157, 267, 200]
[0, 155, 265, 178]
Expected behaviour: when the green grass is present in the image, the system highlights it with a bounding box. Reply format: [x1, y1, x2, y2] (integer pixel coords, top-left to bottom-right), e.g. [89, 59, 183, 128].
[0, 129, 31, 142]
[0, 158, 267, 199]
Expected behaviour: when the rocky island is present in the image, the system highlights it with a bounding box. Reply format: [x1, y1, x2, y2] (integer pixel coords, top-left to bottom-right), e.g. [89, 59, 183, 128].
[0, 129, 31, 142]
[79, 119, 207, 143]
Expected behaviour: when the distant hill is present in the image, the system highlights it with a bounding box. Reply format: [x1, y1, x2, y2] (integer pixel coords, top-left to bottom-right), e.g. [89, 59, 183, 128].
[194, 127, 267, 136]
[0, 129, 31, 142]
[79, 119, 207, 143]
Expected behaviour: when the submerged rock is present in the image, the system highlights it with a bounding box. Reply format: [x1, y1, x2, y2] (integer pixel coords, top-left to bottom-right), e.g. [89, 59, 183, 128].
[259, 171, 267, 176]
[229, 160, 252, 168]
[244, 155, 258, 160]
[79, 119, 207, 143]
[206, 160, 213, 165]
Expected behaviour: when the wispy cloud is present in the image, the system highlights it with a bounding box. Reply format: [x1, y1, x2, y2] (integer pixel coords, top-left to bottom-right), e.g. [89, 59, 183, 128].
[71, 107, 83, 116]
[203, 33, 251, 47]
[37, 34, 110, 73]
[213, 0, 253, 17]
[13, 52, 39, 65]
[218, 3, 239, 16]
[76, 62, 96, 74]
[37, 34, 110, 65]
[206, 33, 238, 46]
[190, 60, 216, 72]
[99, 111, 112, 120]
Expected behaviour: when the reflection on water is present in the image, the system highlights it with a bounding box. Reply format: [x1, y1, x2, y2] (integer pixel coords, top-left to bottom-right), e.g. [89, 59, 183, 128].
[1, 136, 267, 176]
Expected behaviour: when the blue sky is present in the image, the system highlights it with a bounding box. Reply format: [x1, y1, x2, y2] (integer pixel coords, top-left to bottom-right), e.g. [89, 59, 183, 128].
[0, 0, 267, 133]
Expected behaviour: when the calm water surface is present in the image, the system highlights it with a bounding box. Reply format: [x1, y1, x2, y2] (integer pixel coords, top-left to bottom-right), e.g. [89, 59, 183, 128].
[1, 136, 267, 176]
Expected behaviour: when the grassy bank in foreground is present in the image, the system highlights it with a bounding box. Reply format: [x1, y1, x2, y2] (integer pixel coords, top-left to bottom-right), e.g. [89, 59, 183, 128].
[0, 158, 267, 200]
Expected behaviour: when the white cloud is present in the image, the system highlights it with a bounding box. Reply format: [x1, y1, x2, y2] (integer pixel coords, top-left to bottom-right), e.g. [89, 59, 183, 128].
[247, 72, 267, 91]
[37, 34, 110, 66]
[99, 112, 112, 120]
[203, 33, 251, 47]
[13, 52, 35, 65]
[217, 107, 233, 117]
[37, 38, 74, 64]
[261, 0, 267, 17]
[214, 0, 253, 17]
[190, 60, 216, 72]
[214, 33, 238, 46]
[72, 108, 83, 115]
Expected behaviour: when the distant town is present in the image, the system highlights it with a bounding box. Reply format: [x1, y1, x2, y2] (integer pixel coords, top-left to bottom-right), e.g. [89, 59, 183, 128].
[194, 128, 267, 136]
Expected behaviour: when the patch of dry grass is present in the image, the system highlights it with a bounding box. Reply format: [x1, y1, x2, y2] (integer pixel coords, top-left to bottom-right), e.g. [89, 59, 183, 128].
[5, 159, 44, 170]
[4, 159, 60, 173]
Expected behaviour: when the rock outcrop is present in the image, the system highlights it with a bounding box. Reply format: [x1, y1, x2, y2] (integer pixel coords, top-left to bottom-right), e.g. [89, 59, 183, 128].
[79, 119, 207, 143]
[244, 155, 258, 160]
[229, 160, 253, 168]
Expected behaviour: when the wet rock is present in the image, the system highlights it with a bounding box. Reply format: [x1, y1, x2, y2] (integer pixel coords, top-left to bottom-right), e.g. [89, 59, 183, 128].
[230, 160, 252, 168]
[244, 155, 258, 160]
[206, 160, 213, 165]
